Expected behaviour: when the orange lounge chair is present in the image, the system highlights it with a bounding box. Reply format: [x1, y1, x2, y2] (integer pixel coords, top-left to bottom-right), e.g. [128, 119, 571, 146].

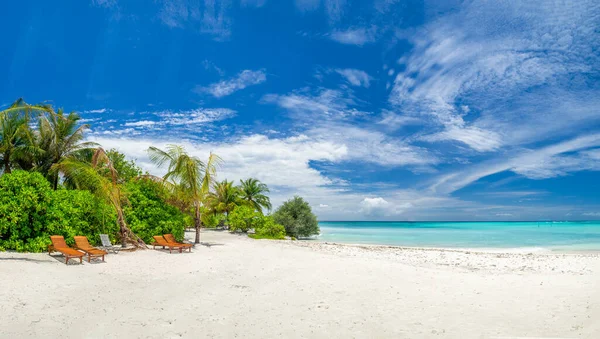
[48, 235, 85, 264]
[164, 234, 192, 252]
[152, 235, 183, 253]
[74, 236, 108, 262]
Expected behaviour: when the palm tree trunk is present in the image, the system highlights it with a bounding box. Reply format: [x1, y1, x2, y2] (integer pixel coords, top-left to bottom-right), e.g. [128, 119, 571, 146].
[117, 209, 129, 248]
[52, 173, 59, 190]
[194, 204, 201, 244]
[3, 152, 11, 174]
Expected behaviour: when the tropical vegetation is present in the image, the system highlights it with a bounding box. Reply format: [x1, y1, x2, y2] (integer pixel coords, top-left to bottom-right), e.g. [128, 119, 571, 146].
[0, 98, 319, 252]
[273, 196, 320, 238]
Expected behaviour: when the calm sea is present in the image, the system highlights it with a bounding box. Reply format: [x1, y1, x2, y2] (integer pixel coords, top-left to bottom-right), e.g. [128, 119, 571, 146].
[317, 221, 600, 251]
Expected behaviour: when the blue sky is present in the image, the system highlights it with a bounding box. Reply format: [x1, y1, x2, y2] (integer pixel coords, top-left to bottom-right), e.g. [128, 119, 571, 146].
[2, 0, 600, 221]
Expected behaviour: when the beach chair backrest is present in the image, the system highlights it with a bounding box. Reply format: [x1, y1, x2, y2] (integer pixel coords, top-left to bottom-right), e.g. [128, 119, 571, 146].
[100, 234, 112, 247]
[74, 236, 91, 249]
[164, 234, 176, 243]
[50, 236, 68, 249]
[153, 235, 167, 244]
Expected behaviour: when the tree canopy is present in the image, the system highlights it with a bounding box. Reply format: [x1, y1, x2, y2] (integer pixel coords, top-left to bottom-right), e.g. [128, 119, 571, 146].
[273, 196, 320, 238]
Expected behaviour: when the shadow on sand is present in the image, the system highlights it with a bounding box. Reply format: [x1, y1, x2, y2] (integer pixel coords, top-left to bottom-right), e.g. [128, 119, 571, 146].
[0, 257, 50, 264]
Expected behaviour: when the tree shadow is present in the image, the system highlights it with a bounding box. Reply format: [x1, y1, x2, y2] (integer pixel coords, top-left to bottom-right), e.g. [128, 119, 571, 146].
[0, 257, 50, 263]
[198, 242, 225, 248]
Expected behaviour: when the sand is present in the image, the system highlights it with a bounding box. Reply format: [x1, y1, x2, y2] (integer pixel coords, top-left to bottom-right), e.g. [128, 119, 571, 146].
[1, 230, 599, 339]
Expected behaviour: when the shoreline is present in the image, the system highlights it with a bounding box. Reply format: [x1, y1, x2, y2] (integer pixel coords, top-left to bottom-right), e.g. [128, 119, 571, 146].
[284, 230, 600, 255]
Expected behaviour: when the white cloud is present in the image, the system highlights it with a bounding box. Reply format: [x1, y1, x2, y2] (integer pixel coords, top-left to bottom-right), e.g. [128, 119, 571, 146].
[495, 213, 513, 217]
[306, 123, 436, 167]
[91, 108, 235, 133]
[295, 0, 347, 24]
[157, 108, 235, 125]
[429, 134, 600, 195]
[377, 111, 421, 130]
[329, 27, 376, 46]
[83, 108, 107, 114]
[202, 59, 225, 76]
[91, 0, 117, 8]
[335, 68, 372, 87]
[199, 69, 266, 98]
[263, 88, 369, 120]
[583, 212, 600, 217]
[240, 0, 267, 7]
[389, 0, 600, 152]
[124, 120, 157, 127]
[156, 0, 233, 40]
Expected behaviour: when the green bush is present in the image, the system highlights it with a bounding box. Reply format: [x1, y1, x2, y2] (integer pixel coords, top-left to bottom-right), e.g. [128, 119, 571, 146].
[228, 205, 261, 233]
[123, 179, 187, 243]
[46, 189, 118, 246]
[253, 216, 286, 240]
[272, 196, 319, 238]
[0, 171, 117, 252]
[202, 212, 226, 229]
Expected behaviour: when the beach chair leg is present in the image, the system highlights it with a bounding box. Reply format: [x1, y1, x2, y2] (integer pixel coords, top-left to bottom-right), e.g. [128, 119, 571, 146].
[79, 256, 82, 264]
[65, 256, 68, 264]
[102, 255, 105, 262]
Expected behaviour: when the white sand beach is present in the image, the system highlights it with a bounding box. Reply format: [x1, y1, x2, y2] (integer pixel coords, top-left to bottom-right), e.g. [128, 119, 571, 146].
[1, 230, 599, 338]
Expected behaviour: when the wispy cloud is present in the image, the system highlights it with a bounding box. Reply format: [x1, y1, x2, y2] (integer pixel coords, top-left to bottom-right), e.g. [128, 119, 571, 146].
[390, 0, 600, 152]
[335, 68, 372, 87]
[240, 0, 267, 8]
[263, 87, 369, 120]
[377, 110, 421, 130]
[91, 0, 117, 8]
[99, 108, 235, 133]
[198, 69, 266, 98]
[156, 0, 233, 40]
[429, 134, 600, 195]
[329, 27, 377, 46]
[202, 59, 225, 76]
[83, 108, 108, 114]
[157, 108, 236, 125]
[295, 0, 347, 24]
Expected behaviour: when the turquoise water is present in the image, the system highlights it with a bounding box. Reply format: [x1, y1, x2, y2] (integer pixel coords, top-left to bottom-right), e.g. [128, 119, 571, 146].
[317, 221, 600, 251]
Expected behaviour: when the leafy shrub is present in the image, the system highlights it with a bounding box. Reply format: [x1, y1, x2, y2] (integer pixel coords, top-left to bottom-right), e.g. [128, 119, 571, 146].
[228, 205, 261, 233]
[0, 171, 117, 252]
[253, 216, 286, 240]
[123, 179, 187, 243]
[272, 196, 319, 238]
[201, 211, 226, 229]
[46, 189, 118, 246]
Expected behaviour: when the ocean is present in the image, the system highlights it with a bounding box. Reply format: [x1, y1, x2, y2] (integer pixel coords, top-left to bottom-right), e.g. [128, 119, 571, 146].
[317, 221, 600, 251]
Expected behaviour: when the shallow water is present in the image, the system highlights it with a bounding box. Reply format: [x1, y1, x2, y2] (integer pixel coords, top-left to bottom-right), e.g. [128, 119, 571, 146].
[317, 221, 600, 251]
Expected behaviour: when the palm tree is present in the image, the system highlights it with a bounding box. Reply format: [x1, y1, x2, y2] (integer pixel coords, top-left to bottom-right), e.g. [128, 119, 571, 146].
[148, 145, 222, 243]
[239, 178, 272, 214]
[52, 148, 146, 248]
[209, 180, 241, 218]
[0, 98, 51, 174]
[36, 109, 97, 188]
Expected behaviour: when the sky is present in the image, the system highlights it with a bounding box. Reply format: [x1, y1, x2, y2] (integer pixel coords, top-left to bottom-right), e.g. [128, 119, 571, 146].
[1, 0, 600, 221]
